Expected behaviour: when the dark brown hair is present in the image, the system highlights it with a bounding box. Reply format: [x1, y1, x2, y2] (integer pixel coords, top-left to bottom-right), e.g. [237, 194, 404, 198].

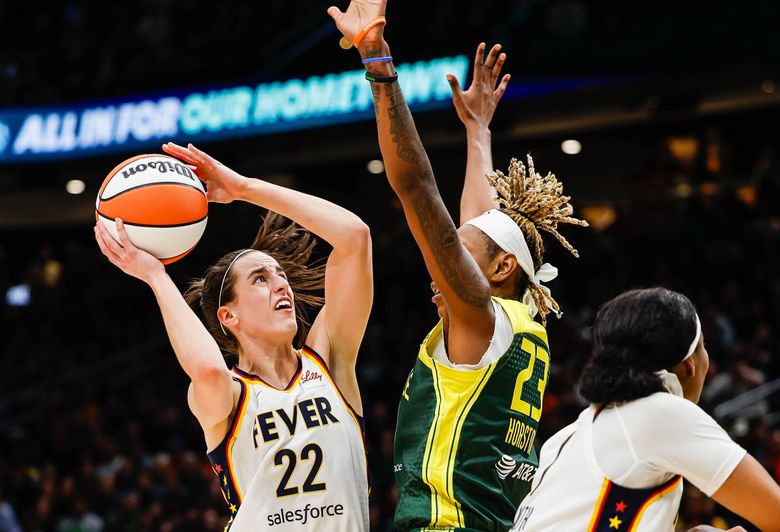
[485, 154, 588, 324]
[184, 212, 325, 352]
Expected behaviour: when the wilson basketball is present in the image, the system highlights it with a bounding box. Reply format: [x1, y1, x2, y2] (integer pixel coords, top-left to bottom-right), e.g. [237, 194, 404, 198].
[95, 154, 208, 264]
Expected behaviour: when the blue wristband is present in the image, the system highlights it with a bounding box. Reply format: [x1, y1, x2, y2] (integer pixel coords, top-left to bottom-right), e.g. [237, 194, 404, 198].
[362, 56, 393, 64]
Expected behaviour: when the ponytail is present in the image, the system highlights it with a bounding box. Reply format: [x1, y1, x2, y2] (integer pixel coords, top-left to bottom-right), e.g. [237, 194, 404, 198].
[578, 288, 698, 405]
[579, 346, 666, 404]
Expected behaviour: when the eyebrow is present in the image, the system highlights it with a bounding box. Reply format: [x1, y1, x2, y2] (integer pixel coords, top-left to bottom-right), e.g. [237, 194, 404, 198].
[247, 265, 285, 279]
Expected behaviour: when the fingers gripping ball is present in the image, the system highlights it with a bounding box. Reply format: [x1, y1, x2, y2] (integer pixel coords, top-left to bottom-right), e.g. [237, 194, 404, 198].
[95, 154, 208, 264]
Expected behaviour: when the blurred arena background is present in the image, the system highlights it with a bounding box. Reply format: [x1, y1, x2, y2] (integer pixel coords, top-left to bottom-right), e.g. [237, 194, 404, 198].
[1, 1, 779, 530]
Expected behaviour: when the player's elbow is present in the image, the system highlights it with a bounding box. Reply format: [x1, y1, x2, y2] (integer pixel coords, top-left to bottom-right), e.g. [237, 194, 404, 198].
[191, 363, 231, 386]
[333, 216, 371, 254]
[187, 380, 234, 428]
[348, 219, 371, 249]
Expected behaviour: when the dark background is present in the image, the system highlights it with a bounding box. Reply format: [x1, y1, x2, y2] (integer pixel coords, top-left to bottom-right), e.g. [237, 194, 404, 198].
[1, 1, 779, 531]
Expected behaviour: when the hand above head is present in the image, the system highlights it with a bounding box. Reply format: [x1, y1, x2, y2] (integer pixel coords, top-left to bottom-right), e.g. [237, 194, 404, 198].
[162, 142, 250, 204]
[327, 0, 387, 49]
[448, 42, 511, 131]
[94, 219, 164, 285]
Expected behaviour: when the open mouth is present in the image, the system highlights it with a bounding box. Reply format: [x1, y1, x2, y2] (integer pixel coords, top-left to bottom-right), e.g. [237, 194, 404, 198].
[274, 299, 293, 311]
[431, 285, 442, 305]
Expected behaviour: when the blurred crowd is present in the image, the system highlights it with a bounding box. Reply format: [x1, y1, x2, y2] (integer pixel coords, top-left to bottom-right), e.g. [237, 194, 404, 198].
[0, 0, 515, 106]
[2, 140, 780, 532]
[3, 0, 774, 107]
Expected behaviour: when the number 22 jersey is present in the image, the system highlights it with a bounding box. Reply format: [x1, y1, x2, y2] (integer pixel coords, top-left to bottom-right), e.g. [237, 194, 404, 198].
[207, 347, 369, 532]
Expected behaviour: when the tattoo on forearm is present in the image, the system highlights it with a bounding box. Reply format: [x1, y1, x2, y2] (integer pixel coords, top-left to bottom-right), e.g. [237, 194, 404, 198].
[384, 83, 428, 166]
[411, 190, 489, 307]
[369, 67, 489, 307]
[371, 84, 381, 117]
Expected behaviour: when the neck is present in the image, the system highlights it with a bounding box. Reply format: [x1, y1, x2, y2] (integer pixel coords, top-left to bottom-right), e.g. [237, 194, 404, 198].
[490, 282, 516, 300]
[236, 336, 298, 389]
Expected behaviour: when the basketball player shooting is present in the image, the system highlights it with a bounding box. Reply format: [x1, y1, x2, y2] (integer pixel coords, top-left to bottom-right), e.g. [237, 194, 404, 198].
[94, 143, 372, 531]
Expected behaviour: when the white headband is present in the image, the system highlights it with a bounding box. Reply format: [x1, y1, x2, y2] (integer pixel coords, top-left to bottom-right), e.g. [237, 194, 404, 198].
[656, 313, 702, 397]
[218, 249, 254, 335]
[464, 209, 558, 317]
[683, 314, 702, 361]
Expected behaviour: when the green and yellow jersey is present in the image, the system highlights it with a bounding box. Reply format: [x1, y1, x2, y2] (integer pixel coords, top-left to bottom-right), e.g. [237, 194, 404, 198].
[394, 297, 551, 532]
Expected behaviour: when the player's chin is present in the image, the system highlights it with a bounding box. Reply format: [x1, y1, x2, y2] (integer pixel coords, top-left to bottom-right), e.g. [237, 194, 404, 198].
[270, 312, 297, 332]
[279, 320, 299, 341]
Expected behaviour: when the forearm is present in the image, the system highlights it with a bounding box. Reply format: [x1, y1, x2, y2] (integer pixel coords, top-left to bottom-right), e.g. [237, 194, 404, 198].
[713, 454, 780, 531]
[148, 272, 229, 381]
[237, 178, 367, 249]
[461, 126, 498, 225]
[359, 40, 436, 197]
[360, 40, 491, 312]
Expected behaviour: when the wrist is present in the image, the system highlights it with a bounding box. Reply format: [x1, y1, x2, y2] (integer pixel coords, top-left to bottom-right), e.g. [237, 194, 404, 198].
[466, 124, 492, 139]
[233, 175, 255, 202]
[146, 268, 170, 291]
[358, 36, 390, 60]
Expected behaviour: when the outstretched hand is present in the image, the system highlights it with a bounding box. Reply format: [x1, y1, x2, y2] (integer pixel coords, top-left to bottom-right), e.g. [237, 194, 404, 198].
[448, 43, 511, 130]
[162, 142, 249, 204]
[327, 0, 387, 45]
[94, 219, 164, 284]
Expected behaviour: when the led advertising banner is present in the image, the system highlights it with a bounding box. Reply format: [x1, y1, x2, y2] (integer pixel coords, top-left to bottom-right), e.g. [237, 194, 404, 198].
[0, 56, 469, 164]
[0, 55, 613, 165]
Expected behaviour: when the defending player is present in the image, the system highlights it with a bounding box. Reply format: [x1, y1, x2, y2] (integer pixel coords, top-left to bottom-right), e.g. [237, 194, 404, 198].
[328, 4, 587, 530]
[94, 143, 371, 531]
[511, 288, 780, 532]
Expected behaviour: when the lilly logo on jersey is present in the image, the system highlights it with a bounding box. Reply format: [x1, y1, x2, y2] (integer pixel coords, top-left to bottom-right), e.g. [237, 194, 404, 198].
[300, 369, 323, 385]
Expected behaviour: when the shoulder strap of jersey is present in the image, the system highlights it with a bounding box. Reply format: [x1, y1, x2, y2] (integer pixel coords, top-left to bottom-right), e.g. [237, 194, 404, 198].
[493, 296, 548, 343]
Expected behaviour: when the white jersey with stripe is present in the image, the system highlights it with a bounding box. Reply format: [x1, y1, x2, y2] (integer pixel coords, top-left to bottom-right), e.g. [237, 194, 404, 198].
[207, 347, 369, 532]
[512, 393, 746, 532]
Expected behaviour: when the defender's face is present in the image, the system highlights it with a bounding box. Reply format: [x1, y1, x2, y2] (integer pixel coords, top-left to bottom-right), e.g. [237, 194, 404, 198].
[430, 225, 494, 320]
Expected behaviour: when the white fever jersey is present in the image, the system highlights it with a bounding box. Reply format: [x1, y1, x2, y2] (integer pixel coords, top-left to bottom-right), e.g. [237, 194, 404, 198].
[512, 393, 746, 532]
[207, 347, 369, 532]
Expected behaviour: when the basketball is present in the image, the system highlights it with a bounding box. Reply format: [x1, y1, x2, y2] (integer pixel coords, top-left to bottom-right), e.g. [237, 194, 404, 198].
[95, 154, 208, 264]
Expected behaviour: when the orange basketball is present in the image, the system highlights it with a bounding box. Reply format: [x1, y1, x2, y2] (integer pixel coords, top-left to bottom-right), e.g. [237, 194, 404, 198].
[95, 154, 208, 264]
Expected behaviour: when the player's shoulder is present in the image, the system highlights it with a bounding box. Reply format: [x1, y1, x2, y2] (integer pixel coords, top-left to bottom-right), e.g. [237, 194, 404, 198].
[631, 391, 697, 412]
[625, 392, 712, 432]
[492, 297, 548, 343]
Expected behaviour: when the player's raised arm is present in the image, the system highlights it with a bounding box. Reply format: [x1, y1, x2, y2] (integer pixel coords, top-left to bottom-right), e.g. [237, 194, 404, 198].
[327, 1, 495, 362]
[162, 143, 372, 409]
[447, 42, 511, 225]
[94, 221, 234, 434]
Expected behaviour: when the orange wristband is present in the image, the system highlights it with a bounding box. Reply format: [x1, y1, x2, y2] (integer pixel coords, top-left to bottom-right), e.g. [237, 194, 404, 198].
[352, 16, 386, 47]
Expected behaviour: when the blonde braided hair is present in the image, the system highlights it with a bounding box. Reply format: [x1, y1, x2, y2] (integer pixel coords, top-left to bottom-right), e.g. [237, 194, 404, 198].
[487, 154, 588, 324]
